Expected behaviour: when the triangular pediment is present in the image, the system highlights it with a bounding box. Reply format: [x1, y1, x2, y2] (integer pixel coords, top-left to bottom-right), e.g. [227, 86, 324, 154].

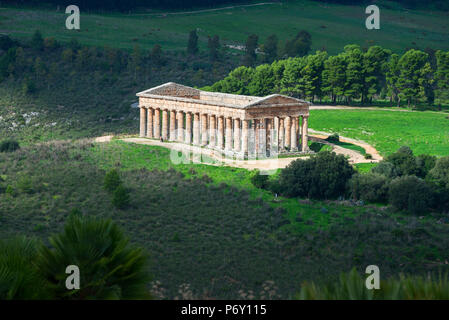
[137, 82, 200, 98]
[245, 94, 308, 108]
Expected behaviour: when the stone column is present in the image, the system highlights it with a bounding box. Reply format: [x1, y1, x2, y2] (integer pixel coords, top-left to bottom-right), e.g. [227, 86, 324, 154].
[279, 118, 284, 150]
[225, 117, 233, 151]
[193, 113, 200, 145]
[201, 113, 208, 146]
[217, 116, 224, 149]
[209, 115, 216, 148]
[169, 110, 176, 141]
[177, 111, 184, 142]
[266, 118, 273, 154]
[154, 108, 161, 139]
[233, 118, 240, 152]
[139, 107, 146, 137]
[185, 112, 192, 144]
[146, 108, 153, 138]
[295, 116, 300, 145]
[302, 116, 309, 152]
[241, 120, 249, 156]
[272, 117, 279, 151]
[254, 119, 259, 155]
[162, 109, 168, 140]
[291, 116, 298, 151]
[285, 116, 291, 148]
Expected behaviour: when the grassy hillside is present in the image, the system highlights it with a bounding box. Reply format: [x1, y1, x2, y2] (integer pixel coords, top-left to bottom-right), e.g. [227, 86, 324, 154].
[1, 140, 448, 299]
[310, 109, 449, 156]
[1, 1, 448, 54]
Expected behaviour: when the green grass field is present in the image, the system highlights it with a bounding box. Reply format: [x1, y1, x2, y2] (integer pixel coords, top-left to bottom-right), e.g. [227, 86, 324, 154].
[1, 0, 448, 54]
[310, 109, 449, 156]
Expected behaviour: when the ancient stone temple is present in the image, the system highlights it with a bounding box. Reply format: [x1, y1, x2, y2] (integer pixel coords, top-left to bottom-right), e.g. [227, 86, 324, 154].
[137, 82, 310, 158]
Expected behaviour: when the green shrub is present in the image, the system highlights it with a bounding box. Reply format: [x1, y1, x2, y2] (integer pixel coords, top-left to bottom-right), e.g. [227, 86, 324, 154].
[104, 169, 122, 192]
[427, 156, 449, 190]
[112, 185, 130, 209]
[326, 133, 340, 143]
[38, 215, 150, 299]
[415, 154, 437, 178]
[297, 268, 449, 300]
[388, 175, 434, 214]
[17, 176, 33, 194]
[0, 237, 49, 300]
[278, 151, 355, 199]
[0, 140, 20, 153]
[5, 185, 14, 196]
[348, 173, 389, 203]
[364, 153, 373, 160]
[371, 161, 399, 178]
[250, 171, 269, 189]
[386, 146, 419, 176]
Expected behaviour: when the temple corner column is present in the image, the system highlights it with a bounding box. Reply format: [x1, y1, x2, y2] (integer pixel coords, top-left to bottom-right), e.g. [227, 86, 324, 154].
[301, 115, 309, 152]
[139, 106, 146, 137]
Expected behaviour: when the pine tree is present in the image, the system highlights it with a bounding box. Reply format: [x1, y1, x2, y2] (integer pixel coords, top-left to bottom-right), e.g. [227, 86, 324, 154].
[187, 29, 199, 55]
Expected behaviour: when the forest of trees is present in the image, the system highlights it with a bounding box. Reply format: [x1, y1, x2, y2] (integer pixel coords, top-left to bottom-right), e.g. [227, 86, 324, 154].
[209, 45, 449, 107]
[8, 0, 449, 11]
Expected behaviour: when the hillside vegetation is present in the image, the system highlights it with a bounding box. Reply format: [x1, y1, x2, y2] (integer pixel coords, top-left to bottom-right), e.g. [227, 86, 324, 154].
[1, 140, 448, 299]
[1, 1, 449, 54]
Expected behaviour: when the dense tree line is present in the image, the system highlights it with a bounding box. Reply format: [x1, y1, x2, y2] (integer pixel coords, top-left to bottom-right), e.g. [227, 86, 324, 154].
[209, 45, 449, 107]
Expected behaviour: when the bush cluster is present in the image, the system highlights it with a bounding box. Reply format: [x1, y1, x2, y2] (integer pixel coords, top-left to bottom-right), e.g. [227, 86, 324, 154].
[104, 169, 130, 209]
[0, 140, 20, 153]
[251, 146, 448, 214]
[277, 151, 355, 199]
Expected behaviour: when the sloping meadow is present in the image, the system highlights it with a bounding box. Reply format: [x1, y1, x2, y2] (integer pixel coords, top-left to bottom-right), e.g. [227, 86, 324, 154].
[0, 140, 448, 298]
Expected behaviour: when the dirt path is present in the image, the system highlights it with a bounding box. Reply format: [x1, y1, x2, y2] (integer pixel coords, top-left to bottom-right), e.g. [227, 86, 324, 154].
[309, 130, 383, 163]
[136, 2, 278, 16]
[118, 133, 382, 171]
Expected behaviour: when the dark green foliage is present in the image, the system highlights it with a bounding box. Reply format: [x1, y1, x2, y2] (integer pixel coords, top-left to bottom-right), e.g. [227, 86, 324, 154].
[348, 173, 389, 203]
[0, 35, 17, 51]
[283, 30, 312, 58]
[104, 169, 122, 192]
[187, 30, 199, 56]
[17, 176, 33, 194]
[242, 34, 258, 67]
[207, 35, 220, 61]
[278, 151, 355, 199]
[0, 237, 49, 300]
[30, 30, 44, 51]
[427, 156, 449, 190]
[386, 146, 419, 176]
[38, 215, 150, 299]
[326, 133, 340, 143]
[112, 185, 131, 209]
[250, 171, 269, 189]
[388, 175, 434, 214]
[22, 77, 37, 94]
[371, 161, 399, 178]
[297, 268, 449, 300]
[0, 140, 20, 153]
[262, 34, 278, 63]
[415, 154, 437, 178]
[212, 45, 449, 106]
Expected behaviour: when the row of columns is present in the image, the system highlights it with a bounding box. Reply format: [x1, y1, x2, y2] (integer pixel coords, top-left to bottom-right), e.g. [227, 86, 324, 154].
[140, 107, 309, 155]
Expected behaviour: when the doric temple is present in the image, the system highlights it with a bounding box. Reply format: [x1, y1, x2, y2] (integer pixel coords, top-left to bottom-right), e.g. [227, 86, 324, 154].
[137, 82, 310, 158]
